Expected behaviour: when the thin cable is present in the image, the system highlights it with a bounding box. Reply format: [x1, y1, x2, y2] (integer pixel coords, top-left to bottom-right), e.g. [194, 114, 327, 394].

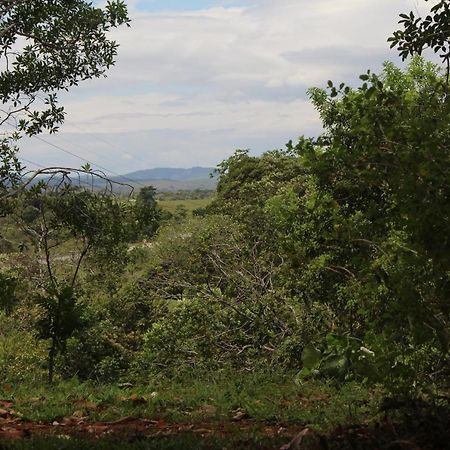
[67, 122, 150, 166]
[3, 118, 146, 188]
[18, 156, 106, 190]
[19, 156, 46, 169]
[31, 134, 146, 188]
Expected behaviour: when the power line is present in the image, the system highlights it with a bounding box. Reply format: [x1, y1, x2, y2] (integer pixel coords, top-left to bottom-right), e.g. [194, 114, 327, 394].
[20, 156, 46, 169]
[67, 122, 151, 167]
[3, 119, 146, 189]
[32, 134, 145, 188]
[18, 156, 109, 191]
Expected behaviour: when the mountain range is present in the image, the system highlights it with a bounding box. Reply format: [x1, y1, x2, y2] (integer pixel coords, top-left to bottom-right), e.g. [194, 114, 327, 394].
[113, 167, 217, 191]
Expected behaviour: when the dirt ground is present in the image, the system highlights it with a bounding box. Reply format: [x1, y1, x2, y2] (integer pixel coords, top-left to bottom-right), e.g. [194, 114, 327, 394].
[1, 401, 449, 449]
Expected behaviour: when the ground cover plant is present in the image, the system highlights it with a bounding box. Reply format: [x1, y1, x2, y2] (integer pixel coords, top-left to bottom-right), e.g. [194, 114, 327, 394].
[1, 0, 450, 448]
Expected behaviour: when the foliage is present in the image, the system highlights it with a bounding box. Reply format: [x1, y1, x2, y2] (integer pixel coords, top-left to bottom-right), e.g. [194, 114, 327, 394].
[300, 57, 450, 364]
[0, 0, 129, 135]
[125, 216, 335, 376]
[13, 185, 129, 382]
[1, 0, 449, 409]
[0, 270, 18, 314]
[207, 57, 450, 394]
[132, 186, 161, 239]
[210, 149, 305, 238]
[389, 0, 450, 84]
[0, 133, 22, 214]
[0, 0, 129, 212]
[35, 286, 84, 383]
[0, 312, 47, 383]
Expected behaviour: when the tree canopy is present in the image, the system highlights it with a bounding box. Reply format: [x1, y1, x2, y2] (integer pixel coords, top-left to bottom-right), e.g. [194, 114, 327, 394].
[0, 0, 129, 202]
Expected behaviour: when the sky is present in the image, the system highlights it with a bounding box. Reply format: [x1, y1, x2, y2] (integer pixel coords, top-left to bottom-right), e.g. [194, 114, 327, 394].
[17, 0, 430, 175]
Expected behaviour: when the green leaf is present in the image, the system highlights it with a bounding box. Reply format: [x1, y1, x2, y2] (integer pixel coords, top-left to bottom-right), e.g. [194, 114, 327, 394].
[320, 355, 348, 378]
[295, 367, 312, 384]
[301, 344, 322, 370]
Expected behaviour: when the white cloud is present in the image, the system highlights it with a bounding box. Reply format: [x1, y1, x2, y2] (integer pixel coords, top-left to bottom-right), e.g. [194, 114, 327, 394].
[18, 0, 422, 172]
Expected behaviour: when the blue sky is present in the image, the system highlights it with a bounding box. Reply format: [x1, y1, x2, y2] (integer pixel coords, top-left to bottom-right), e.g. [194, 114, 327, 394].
[17, 0, 432, 174]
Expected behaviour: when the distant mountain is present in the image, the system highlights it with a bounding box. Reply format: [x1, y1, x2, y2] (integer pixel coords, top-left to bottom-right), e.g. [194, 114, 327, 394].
[112, 167, 218, 192]
[31, 167, 218, 193]
[118, 167, 216, 182]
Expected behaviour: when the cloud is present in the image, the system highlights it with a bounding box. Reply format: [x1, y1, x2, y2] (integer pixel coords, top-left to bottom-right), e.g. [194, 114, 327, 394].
[18, 0, 420, 172]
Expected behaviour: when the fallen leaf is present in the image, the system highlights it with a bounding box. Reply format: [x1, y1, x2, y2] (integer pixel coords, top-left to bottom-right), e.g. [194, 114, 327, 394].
[62, 416, 83, 425]
[74, 400, 99, 411]
[157, 419, 167, 429]
[87, 424, 109, 434]
[198, 404, 217, 415]
[232, 408, 249, 421]
[0, 400, 14, 408]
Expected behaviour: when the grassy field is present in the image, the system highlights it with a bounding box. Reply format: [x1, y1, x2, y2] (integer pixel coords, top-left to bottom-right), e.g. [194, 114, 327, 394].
[158, 198, 212, 216]
[0, 373, 380, 426]
[2, 374, 447, 449]
[0, 373, 385, 449]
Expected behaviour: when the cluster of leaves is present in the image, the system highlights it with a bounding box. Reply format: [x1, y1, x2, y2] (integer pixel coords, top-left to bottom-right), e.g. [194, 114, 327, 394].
[206, 57, 449, 393]
[8, 184, 131, 382]
[388, 0, 450, 83]
[0, 0, 129, 134]
[131, 186, 162, 239]
[0, 0, 130, 215]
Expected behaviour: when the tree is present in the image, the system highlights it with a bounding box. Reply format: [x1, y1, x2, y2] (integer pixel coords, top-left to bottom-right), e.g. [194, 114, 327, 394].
[16, 183, 128, 382]
[389, 0, 449, 85]
[272, 57, 449, 389]
[210, 148, 306, 242]
[0, 0, 130, 206]
[133, 186, 161, 238]
[0, 0, 130, 382]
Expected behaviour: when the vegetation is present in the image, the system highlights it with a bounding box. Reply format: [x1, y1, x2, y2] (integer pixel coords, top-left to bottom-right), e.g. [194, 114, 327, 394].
[1, 0, 449, 448]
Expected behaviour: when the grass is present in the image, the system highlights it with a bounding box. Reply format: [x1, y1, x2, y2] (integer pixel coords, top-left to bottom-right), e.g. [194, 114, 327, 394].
[0, 372, 382, 428]
[0, 372, 384, 449]
[158, 198, 211, 216]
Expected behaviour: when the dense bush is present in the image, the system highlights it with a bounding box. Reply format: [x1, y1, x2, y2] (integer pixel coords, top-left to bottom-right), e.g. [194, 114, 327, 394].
[0, 0, 448, 397]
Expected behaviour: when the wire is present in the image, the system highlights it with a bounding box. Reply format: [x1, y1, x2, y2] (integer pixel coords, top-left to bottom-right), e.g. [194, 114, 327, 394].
[3, 118, 146, 189]
[19, 156, 46, 169]
[18, 156, 110, 191]
[32, 134, 146, 188]
[67, 122, 150, 166]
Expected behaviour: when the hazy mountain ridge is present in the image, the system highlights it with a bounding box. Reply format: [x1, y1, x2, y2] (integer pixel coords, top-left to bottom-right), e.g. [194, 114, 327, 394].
[30, 167, 218, 193]
[117, 167, 216, 182]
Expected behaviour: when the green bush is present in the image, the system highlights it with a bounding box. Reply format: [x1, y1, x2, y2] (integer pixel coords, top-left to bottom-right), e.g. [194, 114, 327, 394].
[0, 313, 47, 383]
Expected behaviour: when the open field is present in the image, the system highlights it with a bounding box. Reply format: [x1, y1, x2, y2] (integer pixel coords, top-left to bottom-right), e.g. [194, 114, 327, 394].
[158, 198, 212, 216]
